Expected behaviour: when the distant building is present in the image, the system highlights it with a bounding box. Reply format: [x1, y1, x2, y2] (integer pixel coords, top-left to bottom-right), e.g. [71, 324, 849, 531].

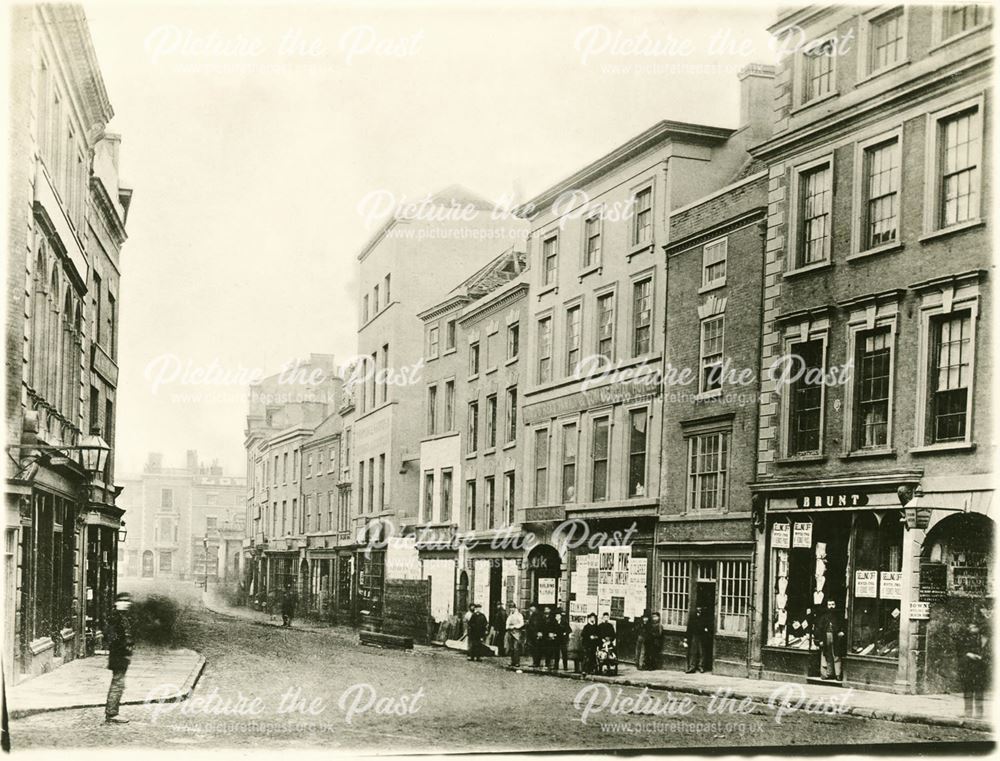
[118, 452, 246, 583]
[242, 354, 342, 608]
[345, 186, 526, 630]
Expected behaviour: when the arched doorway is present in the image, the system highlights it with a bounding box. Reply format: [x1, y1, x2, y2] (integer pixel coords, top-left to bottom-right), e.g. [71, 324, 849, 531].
[527, 544, 561, 608]
[921, 512, 994, 693]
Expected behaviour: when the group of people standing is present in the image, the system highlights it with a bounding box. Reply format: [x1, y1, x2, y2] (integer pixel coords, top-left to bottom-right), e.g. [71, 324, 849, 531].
[463, 602, 672, 674]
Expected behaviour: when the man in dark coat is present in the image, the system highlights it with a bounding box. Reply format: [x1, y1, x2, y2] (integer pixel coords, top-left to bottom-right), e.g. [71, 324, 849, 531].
[581, 613, 601, 674]
[635, 611, 651, 670]
[541, 607, 559, 670]
[491, 602, 508, 657]
[281, 585, 297, 627]
[526, 605, 543, 667]
[596, 612, 617, 645]
[104, 592, 134, 724]
[467, 604, 489, 662]
[814, 599, 846, 680]
[553, 610, 571, 670]
[645, 612, 664, 670]
[685, 604, 712, 673]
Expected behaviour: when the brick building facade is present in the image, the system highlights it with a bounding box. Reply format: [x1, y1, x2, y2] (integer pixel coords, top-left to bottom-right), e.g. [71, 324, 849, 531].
[749, 4, 993, 693]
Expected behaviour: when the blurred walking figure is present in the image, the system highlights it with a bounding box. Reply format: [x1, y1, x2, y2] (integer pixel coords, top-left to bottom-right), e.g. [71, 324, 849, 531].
[581, 613, 600, 675]
[957, 616, 990, 718]
[635, 610, 651, 670]
[104, 592, 134, 724]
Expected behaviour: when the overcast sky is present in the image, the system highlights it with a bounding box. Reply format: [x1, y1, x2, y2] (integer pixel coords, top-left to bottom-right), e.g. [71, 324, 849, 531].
[84, 1, 778, 477]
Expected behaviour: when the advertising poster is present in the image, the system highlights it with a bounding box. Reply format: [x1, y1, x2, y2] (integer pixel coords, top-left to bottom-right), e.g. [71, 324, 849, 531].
[502, 559, 519, 607]
[569, 601, 590, 625]
[792, 521, 813, 548]
[854, 570, 878, 598]
[626, 557, 648, 617]
[598, 547, 615, 588]
[880, 571, 903, 600]
[598, 595, 612, 618]
[772, 522, 791, 549]
[537, 577, 557, 605]
[474, 559, 490, 606]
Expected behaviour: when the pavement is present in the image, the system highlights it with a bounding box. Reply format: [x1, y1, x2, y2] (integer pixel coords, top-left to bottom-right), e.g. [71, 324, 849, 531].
[202, 592, 992, 734]
[6, 647, 205, 719]
[500, 662, 993, 733]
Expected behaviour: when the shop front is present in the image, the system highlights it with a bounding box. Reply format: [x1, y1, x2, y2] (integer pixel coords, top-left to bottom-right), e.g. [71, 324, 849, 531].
[564, 514, 656, 663]
[754, 474, 919, 692]
[465, 534, 524, 614]
[263, 549, 298, 612]
[415, 524, 460, 641]
[911, 490, 994, 695]
[304, 542, 335, 621]
[656, 517, 755, 677]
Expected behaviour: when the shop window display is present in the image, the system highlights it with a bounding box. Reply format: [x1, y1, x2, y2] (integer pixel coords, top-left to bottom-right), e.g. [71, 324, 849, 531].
[848, 513, 902, 657]
[767, 510, 904, 657]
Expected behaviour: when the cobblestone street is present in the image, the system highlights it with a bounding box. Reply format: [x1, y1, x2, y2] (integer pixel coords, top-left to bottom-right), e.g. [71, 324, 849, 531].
[8, 603, 992, 753]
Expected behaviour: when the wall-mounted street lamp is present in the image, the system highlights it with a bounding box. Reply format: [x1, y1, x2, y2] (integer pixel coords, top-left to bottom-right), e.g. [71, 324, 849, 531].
[117, 522, 128, 542]
[8, 431, 111, 480]
[76, 432, 111, 477]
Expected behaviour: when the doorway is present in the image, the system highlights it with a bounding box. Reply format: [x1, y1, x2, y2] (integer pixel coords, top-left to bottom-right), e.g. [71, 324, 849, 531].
[456, 570, 469, 618]
[695, 561, 717, 671]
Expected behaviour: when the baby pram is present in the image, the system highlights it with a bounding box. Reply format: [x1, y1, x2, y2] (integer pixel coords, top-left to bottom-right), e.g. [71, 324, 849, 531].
[595, 637, 619, 675]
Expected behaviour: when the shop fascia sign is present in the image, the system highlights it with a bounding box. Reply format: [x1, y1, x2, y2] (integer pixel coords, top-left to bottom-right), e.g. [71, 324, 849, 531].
[522, 379, 659, 425]
[794, 490, 869, 509]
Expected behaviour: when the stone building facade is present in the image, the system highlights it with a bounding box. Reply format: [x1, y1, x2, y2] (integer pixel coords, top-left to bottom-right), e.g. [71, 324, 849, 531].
[118, 451, 246, 584]
[6, 4, 132, 681]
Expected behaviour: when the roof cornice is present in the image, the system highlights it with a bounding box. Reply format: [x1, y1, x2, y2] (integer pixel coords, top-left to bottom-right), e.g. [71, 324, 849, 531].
[749, 51, 992, 162]
[518, 120, 735, 218]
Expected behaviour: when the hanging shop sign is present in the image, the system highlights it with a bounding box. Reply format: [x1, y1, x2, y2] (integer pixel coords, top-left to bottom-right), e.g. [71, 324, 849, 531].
[854, 570, 878, 598]
[795, 491, 869, 509]
[772, 521, 791, 549]
[880, 571, 903, 601]
[792, 521, 813, 548]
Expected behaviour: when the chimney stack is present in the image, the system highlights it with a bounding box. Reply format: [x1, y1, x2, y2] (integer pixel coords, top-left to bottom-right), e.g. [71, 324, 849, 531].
[186, 449, 199, 473]
[738, 63, 777, 139]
